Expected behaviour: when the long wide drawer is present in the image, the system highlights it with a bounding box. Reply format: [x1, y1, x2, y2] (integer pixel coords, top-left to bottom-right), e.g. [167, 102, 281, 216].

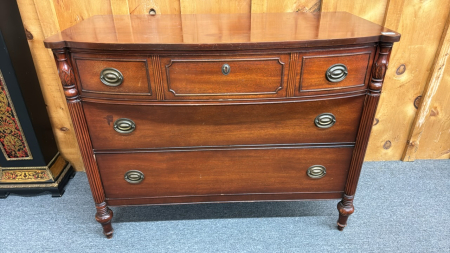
[97, 146, 352, 200]
[83, 95, 365, 150]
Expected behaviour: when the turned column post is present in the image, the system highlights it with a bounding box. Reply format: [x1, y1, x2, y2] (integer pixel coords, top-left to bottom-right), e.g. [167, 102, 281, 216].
[52, 49, 114, 238]
[337, 42, 393, 231]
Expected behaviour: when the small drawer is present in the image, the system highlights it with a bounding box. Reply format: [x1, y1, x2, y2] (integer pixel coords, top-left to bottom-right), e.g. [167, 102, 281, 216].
[73, 56, 154, 98]
[97, 147, 353, 200]
[83, 95, 365, 150]
[160, 54, 290, 100]
[299, 48, 374, 92]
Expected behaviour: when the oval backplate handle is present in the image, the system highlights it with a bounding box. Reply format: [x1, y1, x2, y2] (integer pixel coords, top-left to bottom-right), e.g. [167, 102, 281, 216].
[222, 64, 230, 75]
[326, 64, 348, 83]
[307, 165, 326, 179]
[314, 113, 336, 129]
[100, 68, 124, 87]
[124, 170, 145, 184]
[114, 118, 136, 134]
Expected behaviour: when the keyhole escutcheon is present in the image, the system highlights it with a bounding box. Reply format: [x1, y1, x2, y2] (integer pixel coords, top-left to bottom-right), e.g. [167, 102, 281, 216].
[222, 64, 230, 75]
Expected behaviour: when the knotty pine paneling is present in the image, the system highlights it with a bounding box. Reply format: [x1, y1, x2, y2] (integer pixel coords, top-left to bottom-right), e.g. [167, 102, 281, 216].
[180, 0, 251, 14]
[128, 0, 180, 14]
[51, 0, 113, 31]
[251, 0, 320, 13]
[405, 14, 450, 160]
[321, 0, 388, 25]
[366, 0, 450, 161]
[17, 0, 84, 170]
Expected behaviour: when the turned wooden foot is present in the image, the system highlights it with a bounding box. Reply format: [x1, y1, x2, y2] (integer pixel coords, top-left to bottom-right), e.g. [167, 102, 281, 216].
[0, 192, 9, 199]
[95, 202, 114, 238]
[337, 194, 354, 231]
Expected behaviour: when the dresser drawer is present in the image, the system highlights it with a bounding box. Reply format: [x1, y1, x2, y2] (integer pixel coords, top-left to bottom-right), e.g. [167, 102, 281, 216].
[160, 54, 289, 100]
[83, 95, 365, 150]
[97, 146, 352, 199]
[73, 56, 155, 99]
[299, 48, 374, 92]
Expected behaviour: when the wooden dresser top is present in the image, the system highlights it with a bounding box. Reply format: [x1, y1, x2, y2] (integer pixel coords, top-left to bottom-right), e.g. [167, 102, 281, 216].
[44, 12, 400, 51]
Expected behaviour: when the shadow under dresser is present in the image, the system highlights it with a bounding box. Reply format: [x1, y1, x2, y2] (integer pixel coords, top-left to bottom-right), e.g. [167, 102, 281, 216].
[44, 12, 400, 238]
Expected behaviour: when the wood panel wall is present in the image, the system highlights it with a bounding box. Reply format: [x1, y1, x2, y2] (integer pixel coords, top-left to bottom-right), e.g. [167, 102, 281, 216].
[16, 0, 450, 170]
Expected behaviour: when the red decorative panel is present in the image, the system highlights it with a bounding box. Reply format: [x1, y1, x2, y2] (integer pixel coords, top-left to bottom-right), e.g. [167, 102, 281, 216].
[0, 70, 32, 160]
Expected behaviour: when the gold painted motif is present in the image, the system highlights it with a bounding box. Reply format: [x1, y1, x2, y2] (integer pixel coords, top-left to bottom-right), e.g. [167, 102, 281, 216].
[0, 163, 71, 188]
[1, 170, 50, 181]
[0, 70, 32, 160]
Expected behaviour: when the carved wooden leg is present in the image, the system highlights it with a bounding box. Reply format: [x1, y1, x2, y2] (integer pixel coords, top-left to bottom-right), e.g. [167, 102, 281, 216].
[95, 202, 114, 238]
[335, 43, 394, 231]
[337, 194, 354, 231]
[53, 49, 115, 237]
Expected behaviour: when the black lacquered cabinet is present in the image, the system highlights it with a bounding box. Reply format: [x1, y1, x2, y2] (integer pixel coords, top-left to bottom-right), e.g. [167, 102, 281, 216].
[0, 0, 73, 197]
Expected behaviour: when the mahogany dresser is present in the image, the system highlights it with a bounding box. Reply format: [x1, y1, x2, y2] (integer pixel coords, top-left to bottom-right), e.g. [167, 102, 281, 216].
[44, 12, 400, 238]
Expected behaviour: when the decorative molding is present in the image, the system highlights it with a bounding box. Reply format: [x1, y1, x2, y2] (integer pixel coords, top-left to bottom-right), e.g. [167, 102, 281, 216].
[368, 42, 393, 94]
[53, 49, 79, 102]
[0, 163, 71, 189]
[345, 95, 380, 195]
[286, 53, 299, 97]
[66, 101, 105, 203]
[165, 58, 285, 97]
[151, 55, 165, 100]
[0, 70, 33, 160]
[0, 153, 66, 183]
[94, 142, 356, 154]
[0, 152, 59, 171]
[81, 89, 367, 105]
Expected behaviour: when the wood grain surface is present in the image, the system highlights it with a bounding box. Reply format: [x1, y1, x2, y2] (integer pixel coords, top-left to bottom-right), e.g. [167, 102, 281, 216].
[97, 146, 353, 200]
[404, 13, 450, 160]
[128, 0, 180, 14]
[43, 12, 399, 50]
[17, 0, 84, 170]
[321, 0, 388, 25]
[251, 0, 320, 13]
[180, 0, 251, 14]
[364, 0, 450, 161]
[300, 51, 372, 92]
[415, 61, 450, 159]
[83, 96, 365, 150]
[75, 57, 152, 95]
[161, 54, 289, 100]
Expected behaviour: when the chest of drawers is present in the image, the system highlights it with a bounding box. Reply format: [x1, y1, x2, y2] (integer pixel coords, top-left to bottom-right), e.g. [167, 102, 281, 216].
[44, 12, 400, 238]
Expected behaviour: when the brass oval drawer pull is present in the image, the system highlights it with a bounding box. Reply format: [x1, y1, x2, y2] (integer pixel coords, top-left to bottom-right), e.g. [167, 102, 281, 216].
[326, 64, 348, 83]
[124, 170, 144, 184]
[307, 165, 326, 179]
[314, 113, 336, 129]
[114, 118, 136, 134]
[100, 68, 124, 87]
[222, 63, 230, 75]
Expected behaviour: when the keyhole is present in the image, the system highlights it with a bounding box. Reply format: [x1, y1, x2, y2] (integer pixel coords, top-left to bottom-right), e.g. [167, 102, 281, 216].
[222, 64, 230, 75]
